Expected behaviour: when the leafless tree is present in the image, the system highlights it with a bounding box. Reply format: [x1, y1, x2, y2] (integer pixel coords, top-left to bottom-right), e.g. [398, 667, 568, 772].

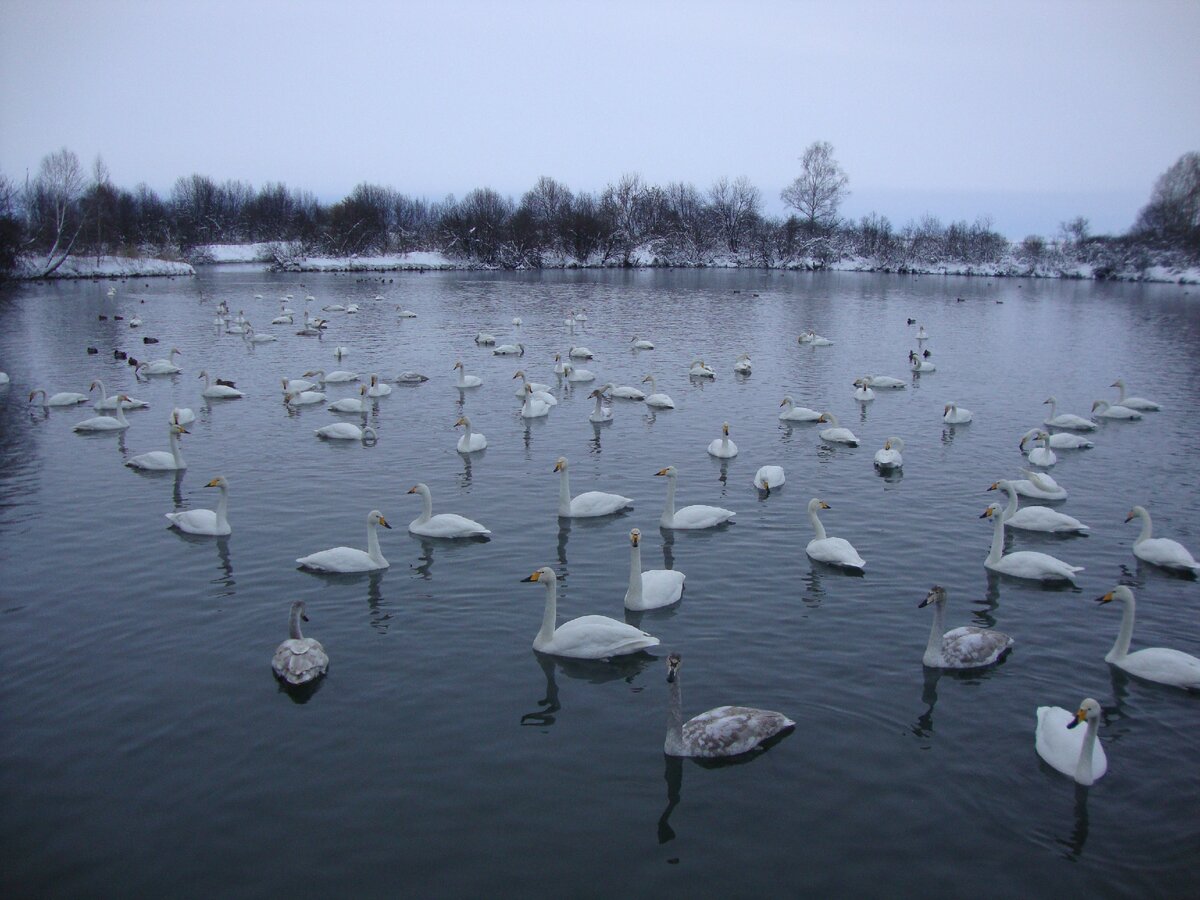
[1134, 152, 1200, 255]
[781, 140, 849, 233]
[708, 176, 761, 252]
[27, 147, 87, 275]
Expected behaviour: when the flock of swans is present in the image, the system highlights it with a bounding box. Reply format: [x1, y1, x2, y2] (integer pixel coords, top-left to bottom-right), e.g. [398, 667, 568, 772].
[6, 288, 1198, 772]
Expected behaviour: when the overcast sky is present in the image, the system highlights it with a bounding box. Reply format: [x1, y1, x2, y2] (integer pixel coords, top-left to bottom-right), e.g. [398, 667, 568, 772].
[2, 0, 1198, 238]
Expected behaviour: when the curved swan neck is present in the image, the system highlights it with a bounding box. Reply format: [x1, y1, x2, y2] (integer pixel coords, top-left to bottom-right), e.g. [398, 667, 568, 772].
[1106, 596, 1135, 662]
[416, 487, 433, 523]
[214, 484, 229, 531]
[1076, 718, 1100, 786]
[289, 607, 304, 641]
[646, 376, 657, 393]
[538, 578, 558, 645]
[1114, 381, 1127, 402]
[1133, 508, 1152, 545]
[808, 505, 827, 541]
[660, 474, 677, 526]
[366, 519, 385, 565]
[1000, 482, 1018, 519]
[593, 393, 604, 415]
[169, 427, 184, 467]
[557, 466, 572, 516]
[113, 402, 129, 426]
[987, 511, 1005, 565]
[665, 674, 685, 755]
[628, 542, 642, 601]
[924, 600, 946, 665]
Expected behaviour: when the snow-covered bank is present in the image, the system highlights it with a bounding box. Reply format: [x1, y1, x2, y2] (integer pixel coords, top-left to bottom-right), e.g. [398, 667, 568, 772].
[273, 250, 458, 273]
[827, 255, 1199, 284]
[16, 254, 195, 279]
[188, 242, 280, 264]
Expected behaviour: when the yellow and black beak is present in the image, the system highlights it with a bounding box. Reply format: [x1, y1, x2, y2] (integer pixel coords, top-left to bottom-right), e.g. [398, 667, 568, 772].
[1123, 512, 1135, 523]
[820, 501, 831, 510]
[979, 507, 994, 518]
[205, 478, 220, 488]
[521, 570, 541, 583]
[379, 517, 392, 529]
[1067, 708, 1087, 730]
[987, 482, 999, 492]
[654, 468, 670, 476]
[1094, 591, 1115, 605]
[406, 486, 418, 494]
[553, 460, 564, 472]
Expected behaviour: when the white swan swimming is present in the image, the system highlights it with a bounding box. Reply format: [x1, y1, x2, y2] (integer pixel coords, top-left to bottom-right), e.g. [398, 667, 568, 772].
[1096, 586, 1200, 689]
[874, 437, 904, 470]
[943, 402, 973, 424]
[664, 653, 794, 758]
[1010, 469, 1068, 500]
[243, 324, 276, 343]
[272, 600, 329, 686]
[199, 371, 244, 399]
[562, 363, 596, 383]
[816, 412, 860, 446]
[73, 396, 131, 431]
[601, 381, 645, 401]
[916, 325, 928, 340]
[918, 585, 1013, 669]
[283, 384, 326, 406]
[284, 374, 317, 393]
[397, 309, 418, 318]
[799, 330, 833, 346]
[1125, 506, 1199, 574]
[139, 347, 182, 375]
[867, 375, 906, 389]
[297, 509, 391, 572]
[512, 370, 554, 400]
[688, 359, 716, 378]
[328, 385, 370, 413]
[805, 499, 865, 569]
[655, 465, 734, 529]
[166, 476, 231, 535]
[1042, 397, 1097, 431]
[555, 457, 632, 517]
[631, 336, 655, 350]
[1019, 428, 1093, 450]
[28, 388, 88, 407]
[172, 407, 195, 426]
[1035, 698, 1107, 785]
[987, 480, 1088, 533]
[981, 503, 1082, 581]
[779, 395, 821, 421]
[90, 379, 148, 410]
[126, 417, 188, 470]
[553, 353, 567, 375]
[455, 415, 487, 452]
[394, 371, 429, 384]
[366, 374, 392, 397]
[521, 382, 552, 418]
[642, 375, 675, 409]
[1091, 399, 1141, 420]
[315, 423, 377, 442]
[1110, 379, 1160, 411]
[568, 346, 594, 359]
[852, 377, 875, 402]
[754, 465, 785, 491]
[306, 368, 359, 385]
[624, 528, 685, 611]
[474, 331, 496, 345]
[494, 342, 525, 356]
[706, 422, 738, 458]
[0, 371, 8, 384]
[733, 353, 752, 375]
[453, 360, 482, 388]
[406, 483, 490, 538]
[909, 350, 936, 372]
[588, 388, 613, 423]
[1021, 431, 1057, 466]
[523, 566, 659, 659]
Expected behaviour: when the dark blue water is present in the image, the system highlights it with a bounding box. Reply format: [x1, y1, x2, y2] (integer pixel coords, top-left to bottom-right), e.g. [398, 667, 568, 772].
[1, 269, 1197, 897]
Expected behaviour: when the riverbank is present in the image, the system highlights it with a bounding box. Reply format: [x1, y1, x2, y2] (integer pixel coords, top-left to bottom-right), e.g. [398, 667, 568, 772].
[15, 254, 195, 279]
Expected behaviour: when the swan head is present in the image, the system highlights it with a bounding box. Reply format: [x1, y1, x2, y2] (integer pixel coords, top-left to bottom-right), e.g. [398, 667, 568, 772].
[1123, 506, 1147, 523]
[1111, 379, 1124, 388]
[642, 374, 653, 384]
[1067, 698, 1101, 730]
[816, 412, 836, 425]
[205, 476, 228, 489]
[406, 484, 430, 497]
[454, 416, 469, 428]
[453, 361, 463, 371]
[521, 566, 556, 584]
[1095, 585, 1134, 606]
[368, 509, 392, 529]
[553, 457, 568, 472]
[1043, 396, 1056, 405]
[588, 389, 602, 398]
[780, 396, 792, 408]
[980, 503, 1002, 519]
[291, 599, 309, 623]
[722, 422, 730, 436]
[943, 404, 953, 415]
[526, 383, 536, 394]
[1091, 400, 1109, 413]
[197, 370, 208, 379]
[808, 498, 831, 513]
[654, 465, 677, 478]
[666, 652, 681, 683]
[918, 585, 947, 608]
[512, 370, 525, 380]
[629, 528, 641, 547]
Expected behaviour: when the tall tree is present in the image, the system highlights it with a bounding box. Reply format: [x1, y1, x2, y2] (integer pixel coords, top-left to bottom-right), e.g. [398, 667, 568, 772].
[1134, 152, 1200, 255]
[27, 147, 88, 275]
[781, 140, 849, 232]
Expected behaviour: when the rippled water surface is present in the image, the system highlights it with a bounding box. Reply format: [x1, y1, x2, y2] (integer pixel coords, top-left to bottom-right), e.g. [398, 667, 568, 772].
[1, 268, 1198, 896]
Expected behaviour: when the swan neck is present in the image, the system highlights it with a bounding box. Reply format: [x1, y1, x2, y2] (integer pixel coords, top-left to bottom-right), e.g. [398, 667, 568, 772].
[665, 674, 685, 755]
[593, 394, 603, 415]
[418, 488, 433, 523]
[628, 543, 642, 601]
[1107, 597, 1135, 662]
[557, 467, 572, 516]
[538, 579, 558, 645]
[366, 519, 385, 565]
[1115, 382, 1127, 402]
[808, 505, 827, 541]
[987, 511, 1005, 564]
[660, 475, 676, 526]
[924, 601, 946, 665]
[169, 428, 184, 466]
[289, 607, 304, 641]
[114, 402, 128, 425]
[1134, 510, 1152, 545]
[1075, 718, 1100, 785]
[1000, 482, 1018, 519]
[215, 485, 229, 530]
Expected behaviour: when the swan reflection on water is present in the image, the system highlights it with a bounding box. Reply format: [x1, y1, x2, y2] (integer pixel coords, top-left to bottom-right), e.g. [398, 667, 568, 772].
[365, 570, 390, 633]
[520, 650, 654, 728]
[1056, 785, 1092, 861]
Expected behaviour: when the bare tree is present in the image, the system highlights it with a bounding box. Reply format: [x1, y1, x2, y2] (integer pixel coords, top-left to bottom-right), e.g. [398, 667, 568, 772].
[1059, 216, 1089, 247]
[708, 176, 761, 252]
[1134, 152, 1200, 255]
[27, 147, 87, 275]
[781, 140, 849, 233]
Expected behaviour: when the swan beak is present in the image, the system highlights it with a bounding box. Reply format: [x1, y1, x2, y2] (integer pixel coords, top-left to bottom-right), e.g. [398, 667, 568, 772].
[631, 533, 640, 547]
[918, 594, 934, 609]
[179, 426, 190, 434]
[1095, 591, 1115, 604]
[819, 501, 831, 510]
[205, 478, 220, 488]
[654, 468, 670, 476]
[454, 418, 465, 427]
[1123, 512, 1134, 523]
[779, 399, 787, 407]
[301, 613, 309, 622]
[1067, 709, 1087, 729]
[379, 517, 392, 529]
[987, 483, 998, 492]
[406, 486, 418, 494]
[522, 571, 541, 583]
[980, 508, 994, 518]
[553, 460, 564, 472]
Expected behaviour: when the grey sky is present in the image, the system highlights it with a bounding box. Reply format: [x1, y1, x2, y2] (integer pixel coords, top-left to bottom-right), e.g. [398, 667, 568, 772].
[2, 0, 1198, 238]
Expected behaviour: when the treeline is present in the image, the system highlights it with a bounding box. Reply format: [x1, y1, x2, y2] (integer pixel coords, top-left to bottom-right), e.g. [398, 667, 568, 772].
[2, 147, 1196, 278]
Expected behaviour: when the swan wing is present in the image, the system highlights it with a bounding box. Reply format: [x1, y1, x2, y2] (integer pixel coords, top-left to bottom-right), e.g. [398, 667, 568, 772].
[992, 551, 1081, 581]
[568, 491, 633, 517]
[165, 509, 226, 535]
[1006, 507, 1088, 533]
[412, 514, 491, 538]
[1135, 538, 1200, 572]
[126, 451, 182, 471]
[682, 706, 796, 758]
[540, 614, 659, 659]
[635, 570, 686, 609]
[1035, 707, 1107, 780]
[671, 504, 735, 529]
[1117, 649, 1200, 690]
[297, 547, 386, 573]
[940, 626, 1013, 668]
[272, 639, 329, 684]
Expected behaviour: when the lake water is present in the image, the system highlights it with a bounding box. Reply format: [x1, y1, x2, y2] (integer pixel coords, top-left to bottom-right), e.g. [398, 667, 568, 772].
[1, 267, 1197, 897]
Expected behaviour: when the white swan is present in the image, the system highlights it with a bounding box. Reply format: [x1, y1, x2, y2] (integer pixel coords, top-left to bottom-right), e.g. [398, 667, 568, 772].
[562, 363, 596, 383]
[553, 353, 567, 375]
[1018, 427, 1093, 450]
[283, 384, 326, 407]
[1043, 397, 1097, 431]
[0, 371, 8, 384]
[1097, 585, 1200, 689]
[1091, 399, 1141, 420]
[943, 403, 973, 424]
[873, 437, 904, 470]
[126, 418, 188, 470]
[328, 385, 370, 413]
[89, 379, 148, 410]
[806, 331, 834, 346]
[916, 325, 928, 340]
[602, 381, 644, 400]
[754, 465, 785, 491]
[624, 528, 685, 611]
[805, 499, 865, 569]
[688, 359, 716, 378]
[816, 412, 860, 446]
[306, 368, 359, 385]
[852, 377, 875, 402]
[297, 509, 391, 572]
[568, 346, 593, 359]
[1010, 469, 1068, 500]
[406, 483, 490, 538]
[243, 324, 276, 343]
[642, 375, 675, 409]
[631, 336, 655, 350]
[867, 375, 906, 389]
[272, 600, 329, 686]
[139, 347, 182, 375]
[512, 370, 554, 399]
[284, 375, 317, 393]
[918, 585, 1013, 669]
[475, 331, 496, 345]
[172, 407, 195, 426]
[523, 566, 659, 659]
[733, 353, 752, 375]
[28, 388, 88, 407]
[797, 331, 813, 343]
[588, 388, 613, 423]
[981, 503, 1082, 581]
[706, 422, 738, 458]
[315, 423, 377, 442]
[455, 415, 487, 452]
[555, 457, 632, 517]
[1020, 431, 1057, 467]
[453, 360, 482, 388]
[366, 374, 392, 397]
[987, 480, 1088, 533]
[494, 342, 525, 356]
[655, 465, 734, 529]
[1035, 699, 1107, 785]
[397, 309, 418, 318]
[779, 395, 820, 421]
[271, 313, 293, 325]
[1125, 506, 1199, 574]
[73, 396, 131, 431]
[1111, 379, 1161, 411]
[908, 351, 936, 372]
[166, 476, 231, 535]
[521, 383, 552, 418]
[664, 653, 794, 758]
[198, 371, 244, 399]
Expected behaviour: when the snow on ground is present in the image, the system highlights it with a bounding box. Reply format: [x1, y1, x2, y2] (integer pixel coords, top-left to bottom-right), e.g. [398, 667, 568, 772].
[18, 254, 195, 279]
[191, 242, 280, 263]
[280, 251, 457, 272]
